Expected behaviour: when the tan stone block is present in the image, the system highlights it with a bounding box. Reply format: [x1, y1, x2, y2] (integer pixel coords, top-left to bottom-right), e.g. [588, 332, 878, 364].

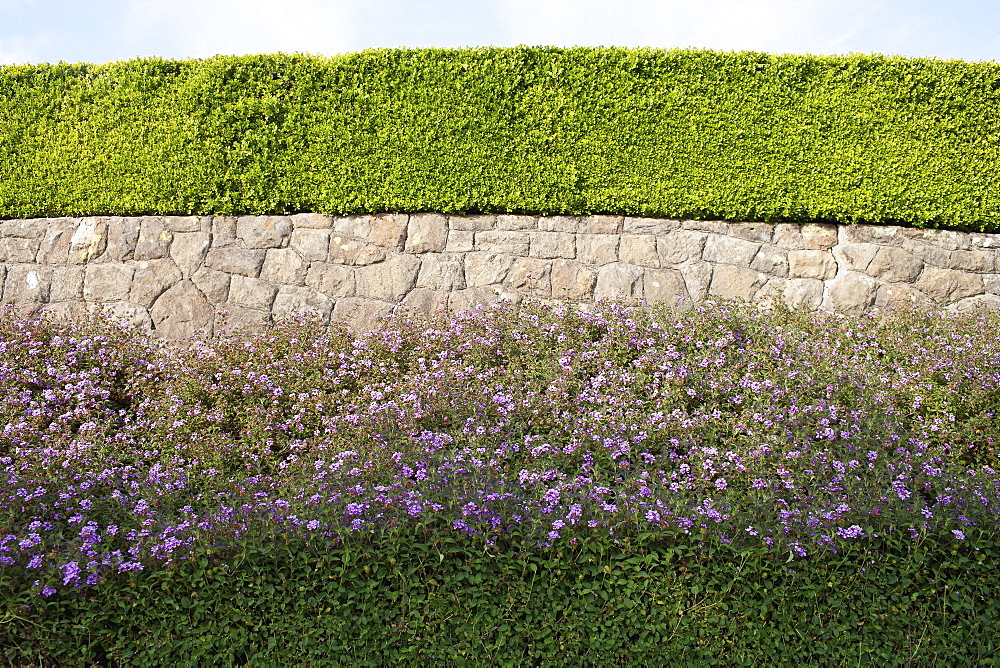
[841, 224, 904, 247]
[594, 263, 643, 302]
[551, 260, 596, 301]
[750, 244, 789, 277]
[623, 217, 676, 235]
[169, 231, 211, 278]
[191, 266, 231, 304]
[582, 215, 624, 234]
[448, 286, 520, 313]
[50, 266, 85, 302]
[865, 247, 924, 283]
[444, 230, 475, 253]
[271, 285, 334, 325]
[642, 268, 688, 306]
[134, 218, 173, 260]
[464, 252, 514, 287]
[902, 227, 970, 250]
[833, 243, 879, 272]
[330, 297, 395, 334]
[875, 284, 932, 310]
[210, 216, 238, 248]
[161, 216, 205, 233]
[290, 213, 334, 229]
[944, 293, 1000, 313]
[354, 254, 420, 302]
[83, 263, 133, 302]
[788, 250, 837, 280]
[783, 278, 824, 311]
[332, 215, 375, 239]
[405, 213, 449, 253]
[577, 234, 619, 265]
[950, 250, 996, 273]
[86, 302, 154, 334]
[538, 216, 580, 232]
[729, 222, 773, 243]
[679, 261, 713, 302]
[709, 264, 765, 302]
[915, 266, 984, 302]
[774, 223, 838, 250]
[703, 235, 760, 265]
[399, 288, 451, 315]
[496, 215, 538, 230]
[2, 265, 52, 304]
[368, 213, 408, 251]
[475, 231, 530, 256]
[985, 275, 1000, 295]
[129, 259, 183, 308]
[150, 279, 216, 341]
[416, 253, 466, 291]
[529, 231, 575, 259]
[305, 262, 355, 298]
[204, 247, 267, 277]
[0, 237, 39, 263]
[327, 236, 385, 266]
[229, 275, 279, 311]
[235, 216, 293, 250]
[289, 228, 332, 262]
[657, 230, 706, 265]
[826, 272, 877, 314]
[260, 248, 309, 286]
[900, 238, 952, 268]
[618, 235, 659, 267]
[504, 257, 551, 297]
[212, 303, 271, 339]
[37, 218, 108, 265]
[449, 215, 496, 231]
[681, 220, 730, 235]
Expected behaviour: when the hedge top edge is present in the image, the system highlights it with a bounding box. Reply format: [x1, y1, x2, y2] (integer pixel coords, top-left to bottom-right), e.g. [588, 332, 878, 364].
[2, 47, 998, 231]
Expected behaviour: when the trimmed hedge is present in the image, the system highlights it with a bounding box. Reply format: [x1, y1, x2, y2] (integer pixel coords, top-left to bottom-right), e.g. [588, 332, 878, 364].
[1, 48, 999, 230]
[3, 529, 998, 665]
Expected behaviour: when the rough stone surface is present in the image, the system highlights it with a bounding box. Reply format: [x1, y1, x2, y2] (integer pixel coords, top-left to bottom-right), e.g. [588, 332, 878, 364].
[6, 215, 1000, 344]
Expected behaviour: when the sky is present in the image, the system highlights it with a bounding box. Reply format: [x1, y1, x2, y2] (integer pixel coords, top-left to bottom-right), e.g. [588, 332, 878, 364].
[0, 0, 998, 67]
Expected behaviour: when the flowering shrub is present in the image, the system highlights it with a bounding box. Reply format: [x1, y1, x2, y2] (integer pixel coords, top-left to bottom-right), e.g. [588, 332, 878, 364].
[1, 298, 998, 596]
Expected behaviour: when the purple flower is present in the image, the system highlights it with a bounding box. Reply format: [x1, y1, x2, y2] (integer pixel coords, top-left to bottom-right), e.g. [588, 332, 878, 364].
[952, 530, 966, 540]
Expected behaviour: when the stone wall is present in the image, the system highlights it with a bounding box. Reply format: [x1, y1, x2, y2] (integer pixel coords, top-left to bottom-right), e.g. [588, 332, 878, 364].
[2, 213, 1000, 346]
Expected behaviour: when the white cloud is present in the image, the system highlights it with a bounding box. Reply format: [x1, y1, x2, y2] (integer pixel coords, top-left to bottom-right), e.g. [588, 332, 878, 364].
[121, 0, 361, 60]
[0, 36, 36, 65]
[493, 0, 888, 55]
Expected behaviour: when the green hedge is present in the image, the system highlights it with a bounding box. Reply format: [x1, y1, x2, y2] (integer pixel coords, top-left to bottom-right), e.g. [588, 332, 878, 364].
[3, 529, 998, 665]
[2, 48, 999, 230]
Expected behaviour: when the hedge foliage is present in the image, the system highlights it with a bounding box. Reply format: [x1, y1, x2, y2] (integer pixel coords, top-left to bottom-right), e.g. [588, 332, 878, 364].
[2, 48, 999, 229]
[3, 528, 998, 665]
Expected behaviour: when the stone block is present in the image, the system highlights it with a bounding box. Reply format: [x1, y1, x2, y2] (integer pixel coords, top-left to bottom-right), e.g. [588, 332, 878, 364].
[538, 216, 580, 232]
[290, 213, 333, 229]
[449, 215, 496, 231]
[289, 228, 332, 262]
[327, 236, 386, 266]
[577, 234, 619, 265]
[212, 303, 271, 339]
[150, 280, 216, 341]
[915, 266, 984, 302]
[594, 263, 643, 302]
[330, 297, 395, 334]
[551, 260, 596, 301]
[271, 285, 334, 325]
[657, 230, 706, 266]
[788, 250, 837, 280]
[582, 215, 624, 234]
[529, 231, 575, 259]
[985, 275, 1000, 295]
[709, 264, 765, 302]
[750, 244, 788, 277]
[841, 224, 904, 247]
[865, 247, 924, 283]
[0, 237, 39, 263]
[2, 265, 51, 304]
[0, 218, 48, 239]
[229, 275, 279, 311]
[774, 223, 838, 250]
[448, 286, 520, 313]
[399, 288, 451, 315]
[368, 214, 408, 250]
[875, 284, 932, 310]
[161, 216, 205, 233]
[260, 248, 309, 286]
[679, 261, 713, 302]
[83, 263, 133, 302]
[210, 216, 238, 248]
[475, 231, 530, 256]
[703, 235, 760, 265]
[169, 231, 211, 278]
[783, 278, 824, 311]
[826, 272, 877, 314]
[504, 257, 552, 297]
[129, 259, 183, 308]
[405, 213, 449, 253]
[445, 230, 475, 252]
[618, 235, 659, 267]
[900, 238, 952, 268]
[191, 266, 231, 304]
[205, 247, 266, 277]
[50, 266, 85, 302]
[355, 254, 420, 302]
[642, 268, 688, 306]
[834, 243, 879, 273]
[38, 218, 108, 265]
[497, 215, 538, 230]
[87, 302, 154, 334]
[37, 301, 92, 328]
[729, 222, 773, 243]
[945, 293, 1000, 313]
[236, 215, 293, 250]
[464, 252, 515, 287]
[681, 220, 730, 234]
[902, 227, 970, 250]
[305, 262, 355, 298]
[134, 218, 173, 260]
[416, 253, 466, 291]
[623, 217, 676, 236]
[970, 233, 1000, 249]
[950, 250, 996, 273]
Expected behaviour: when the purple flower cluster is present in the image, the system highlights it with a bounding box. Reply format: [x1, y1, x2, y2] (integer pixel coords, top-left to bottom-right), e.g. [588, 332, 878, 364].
[2, 299, 999, 595]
